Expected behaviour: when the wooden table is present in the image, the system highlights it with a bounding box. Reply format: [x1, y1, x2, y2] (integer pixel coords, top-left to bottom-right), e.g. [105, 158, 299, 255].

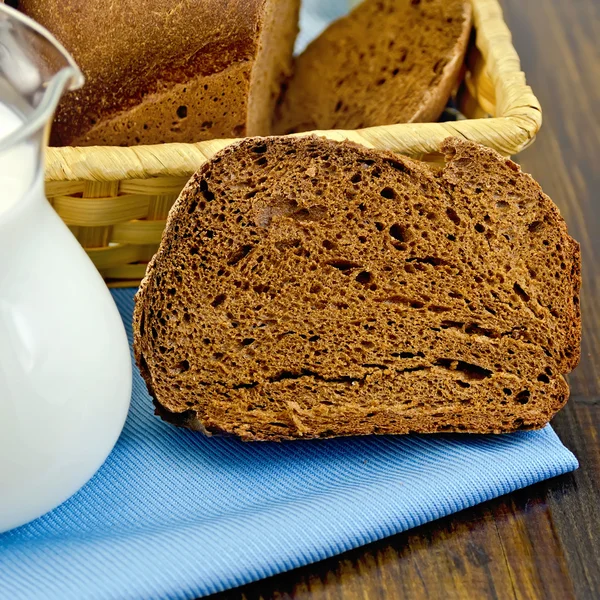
[214, 1, 600, 597]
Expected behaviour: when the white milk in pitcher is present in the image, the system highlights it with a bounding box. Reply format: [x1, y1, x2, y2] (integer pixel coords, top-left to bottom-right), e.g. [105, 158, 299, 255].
[0, 101, 38, 215]
[0, 2, 132, 535]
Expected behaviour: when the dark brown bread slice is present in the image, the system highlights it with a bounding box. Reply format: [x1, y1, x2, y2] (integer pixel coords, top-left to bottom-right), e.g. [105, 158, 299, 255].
[133, 136, 581, 441]
[274, 0, 472, 135]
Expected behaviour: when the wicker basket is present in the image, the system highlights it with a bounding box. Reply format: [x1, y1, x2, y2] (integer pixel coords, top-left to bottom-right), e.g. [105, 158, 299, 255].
[44, 0, 541, 287]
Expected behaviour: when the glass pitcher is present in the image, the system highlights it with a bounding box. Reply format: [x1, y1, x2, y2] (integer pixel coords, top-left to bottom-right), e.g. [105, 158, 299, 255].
[0, 5, 131, 532]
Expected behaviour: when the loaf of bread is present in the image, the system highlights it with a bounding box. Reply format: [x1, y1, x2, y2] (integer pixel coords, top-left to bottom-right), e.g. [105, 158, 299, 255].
[19, 0, 300, 146]
[133, 136, 581, 441]
[275, 0, 472, 134]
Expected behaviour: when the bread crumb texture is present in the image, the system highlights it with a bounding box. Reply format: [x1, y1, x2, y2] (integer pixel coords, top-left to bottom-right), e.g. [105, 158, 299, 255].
[134, 136, 581, 441]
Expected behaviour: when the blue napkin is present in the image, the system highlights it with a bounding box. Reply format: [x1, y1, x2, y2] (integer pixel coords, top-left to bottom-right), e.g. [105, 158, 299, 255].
[0, 289, 578, 599]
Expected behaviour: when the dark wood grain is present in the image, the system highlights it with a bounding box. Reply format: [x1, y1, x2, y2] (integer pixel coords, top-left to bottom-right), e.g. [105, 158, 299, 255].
[211, 0, 599, 597]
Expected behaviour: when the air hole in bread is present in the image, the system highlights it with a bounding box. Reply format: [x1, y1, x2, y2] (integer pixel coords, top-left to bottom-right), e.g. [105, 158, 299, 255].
[513, 283, 530, 303]
[355, 271, 373, 284]
[428, 305, 451, 313]
[440, 320, 464, 329]
[435, 358, 492, 380]
[173, 360, 190, 373]
[199, 180, 215, 202]
[515, 390, 531, 404]
[211, 294, 226, 308]
[389, 223, 406, 242]
[394, 351, 425, 359]
[446, 208, 461, 226]
[406, 256, 448, 267]
[464, 323, 498, 338]
[227, 244, 254, 266]
[327, 259, 361, 272]
[431, 58, 442, 75]
[138, 311, 146, 337]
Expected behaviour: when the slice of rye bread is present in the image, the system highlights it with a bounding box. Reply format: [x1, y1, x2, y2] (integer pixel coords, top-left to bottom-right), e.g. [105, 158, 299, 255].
[133, 136, 581, 442]
[274, 0, 472, 135]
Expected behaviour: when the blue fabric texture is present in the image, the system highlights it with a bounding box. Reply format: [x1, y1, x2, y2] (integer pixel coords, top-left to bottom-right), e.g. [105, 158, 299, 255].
[0, 289, 578, 599]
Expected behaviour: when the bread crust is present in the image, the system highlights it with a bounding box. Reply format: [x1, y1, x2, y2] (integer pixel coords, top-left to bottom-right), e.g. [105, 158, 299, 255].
[409, 2, 472, 123]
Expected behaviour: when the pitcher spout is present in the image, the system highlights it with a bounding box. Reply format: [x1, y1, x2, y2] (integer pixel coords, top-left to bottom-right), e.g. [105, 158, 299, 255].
[0, 4, 83, 153]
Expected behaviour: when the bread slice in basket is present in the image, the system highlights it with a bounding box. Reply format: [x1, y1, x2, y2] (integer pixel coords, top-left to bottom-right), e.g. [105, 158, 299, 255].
[133, 136, 581, 441]
[275, 0, 472, 134]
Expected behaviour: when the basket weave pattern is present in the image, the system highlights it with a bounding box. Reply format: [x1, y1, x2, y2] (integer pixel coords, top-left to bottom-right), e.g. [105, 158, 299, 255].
[44, 0, 541, 286]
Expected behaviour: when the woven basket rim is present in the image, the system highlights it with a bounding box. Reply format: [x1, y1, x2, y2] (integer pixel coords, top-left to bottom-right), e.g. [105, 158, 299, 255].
[44, 0, 541, 183]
